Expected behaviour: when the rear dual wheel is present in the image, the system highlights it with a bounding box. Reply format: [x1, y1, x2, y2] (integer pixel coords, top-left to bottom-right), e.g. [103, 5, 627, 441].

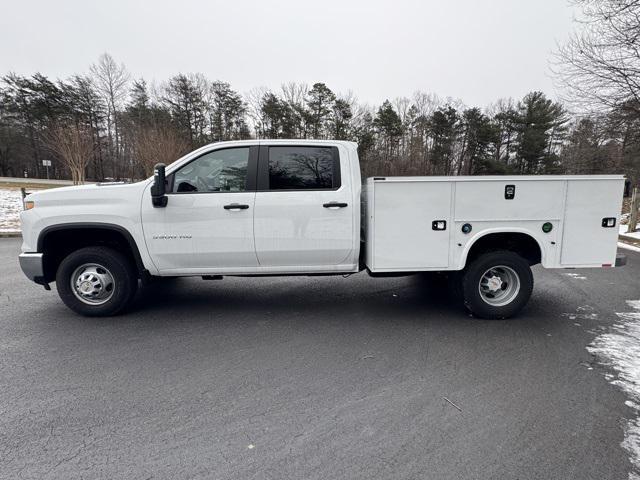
[459, 250, 533, 319]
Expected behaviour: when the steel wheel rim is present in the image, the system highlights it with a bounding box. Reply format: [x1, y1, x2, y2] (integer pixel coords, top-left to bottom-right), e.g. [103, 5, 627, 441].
[478, 265, 520, 307]
[71, 263, 115, 305]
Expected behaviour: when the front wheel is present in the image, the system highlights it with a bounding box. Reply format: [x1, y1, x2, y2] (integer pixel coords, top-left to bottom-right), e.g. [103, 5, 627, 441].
[56, 246, 138, 316]
[460, 250, 533, 319]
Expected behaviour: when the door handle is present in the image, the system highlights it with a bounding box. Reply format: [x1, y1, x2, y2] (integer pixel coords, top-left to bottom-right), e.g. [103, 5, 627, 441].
[323, 202, 348, 208]
[223, 203, 249, 210]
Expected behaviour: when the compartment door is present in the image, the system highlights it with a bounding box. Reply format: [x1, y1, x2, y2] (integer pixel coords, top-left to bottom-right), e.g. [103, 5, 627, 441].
[560, 179, 622, 266]
[374, 181, 452, 270]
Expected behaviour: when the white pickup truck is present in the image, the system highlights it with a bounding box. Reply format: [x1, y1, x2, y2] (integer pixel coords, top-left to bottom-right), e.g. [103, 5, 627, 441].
[19, 140, 626, 318]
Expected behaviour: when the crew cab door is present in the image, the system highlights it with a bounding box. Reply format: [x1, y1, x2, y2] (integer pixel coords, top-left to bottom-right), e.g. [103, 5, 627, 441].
[141, 146, 259, 273]
[253, 145, 354, 268]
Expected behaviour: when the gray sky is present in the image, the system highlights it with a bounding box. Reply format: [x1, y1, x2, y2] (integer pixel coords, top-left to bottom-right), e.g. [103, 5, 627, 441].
[0, 0, 577, 107]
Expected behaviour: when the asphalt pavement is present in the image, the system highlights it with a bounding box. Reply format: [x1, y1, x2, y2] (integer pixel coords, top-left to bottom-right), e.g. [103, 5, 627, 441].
[1, 237, 639, 479]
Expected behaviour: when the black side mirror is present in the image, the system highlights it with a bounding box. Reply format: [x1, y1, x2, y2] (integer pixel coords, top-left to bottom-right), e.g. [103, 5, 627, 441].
[151, 163, 168, 208]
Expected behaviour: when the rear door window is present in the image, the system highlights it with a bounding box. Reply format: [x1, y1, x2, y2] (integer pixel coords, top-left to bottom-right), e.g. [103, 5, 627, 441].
[266, 146, 340, 190]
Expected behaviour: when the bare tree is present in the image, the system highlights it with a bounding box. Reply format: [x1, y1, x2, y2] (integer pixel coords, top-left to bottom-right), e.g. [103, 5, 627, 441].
[245, 86, 271, 138]
[44, 123, 94, 184]
[393, 97, 411, 160]
[554, 0, 640, 114]
[90, 53, 131, 177]
[131, 123, 190, 176]
[281, 82, 308, 137]
[411, 91, 442, 119]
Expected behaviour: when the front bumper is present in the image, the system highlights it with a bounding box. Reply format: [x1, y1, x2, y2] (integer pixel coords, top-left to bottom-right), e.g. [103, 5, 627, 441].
[18, 253, 44, 282]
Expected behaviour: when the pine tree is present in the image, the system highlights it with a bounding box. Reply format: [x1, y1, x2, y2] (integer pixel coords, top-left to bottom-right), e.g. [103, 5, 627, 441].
[331, 98, 353, 140]
[306, 83, 336, 139]
[458, 108, 498, 175]
[374, 100, 403, 172]
[428, 106, 459, 175]
[514, 92, 568, 174]
[162, 74, 207, 147]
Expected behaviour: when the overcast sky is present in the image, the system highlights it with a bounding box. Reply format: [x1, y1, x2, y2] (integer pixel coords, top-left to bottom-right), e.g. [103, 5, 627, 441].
[0, 0, 578, 107]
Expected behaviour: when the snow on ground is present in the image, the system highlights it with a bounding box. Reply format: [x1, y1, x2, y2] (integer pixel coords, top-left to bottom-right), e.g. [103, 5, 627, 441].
[621, 223, 640, 240]
[0, 188, 24, 233]
[564, 272, 587, 280]
[588, 300, 640, 479]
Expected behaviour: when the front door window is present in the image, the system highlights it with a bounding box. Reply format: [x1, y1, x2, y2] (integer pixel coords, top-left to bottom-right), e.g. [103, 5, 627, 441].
[173, 148, 250, 193]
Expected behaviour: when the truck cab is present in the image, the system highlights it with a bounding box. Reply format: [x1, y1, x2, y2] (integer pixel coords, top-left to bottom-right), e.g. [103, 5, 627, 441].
[18, 139, 626, 319]
[141, 140, 361, 275]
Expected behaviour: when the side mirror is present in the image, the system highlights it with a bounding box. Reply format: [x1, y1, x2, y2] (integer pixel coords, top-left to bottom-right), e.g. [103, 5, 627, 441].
[151, 163, 168, 208]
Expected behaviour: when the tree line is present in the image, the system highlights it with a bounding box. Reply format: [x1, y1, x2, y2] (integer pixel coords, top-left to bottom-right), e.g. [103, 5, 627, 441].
[1, 1, 639, 188]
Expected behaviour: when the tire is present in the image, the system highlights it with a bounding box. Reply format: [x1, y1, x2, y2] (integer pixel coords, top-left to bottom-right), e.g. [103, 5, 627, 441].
[55, 246, 138, 317]
[460, 250, 533, 319]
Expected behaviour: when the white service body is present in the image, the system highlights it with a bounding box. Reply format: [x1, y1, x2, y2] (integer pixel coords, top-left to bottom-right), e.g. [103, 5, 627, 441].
[363, 175, 624, 272]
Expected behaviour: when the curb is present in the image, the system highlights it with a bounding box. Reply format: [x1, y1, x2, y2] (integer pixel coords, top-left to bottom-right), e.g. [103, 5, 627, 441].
[618, 233, 640, 243]
[0, 232, 21, 238]
[619, 233, 640, 247]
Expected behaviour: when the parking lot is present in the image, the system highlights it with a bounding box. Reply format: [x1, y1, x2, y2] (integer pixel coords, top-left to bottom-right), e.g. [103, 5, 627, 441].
[1, 237, 639, 479]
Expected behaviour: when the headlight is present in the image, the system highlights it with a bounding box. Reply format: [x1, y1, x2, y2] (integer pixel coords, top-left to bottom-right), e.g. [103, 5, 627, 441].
[24, 201, 35, 210]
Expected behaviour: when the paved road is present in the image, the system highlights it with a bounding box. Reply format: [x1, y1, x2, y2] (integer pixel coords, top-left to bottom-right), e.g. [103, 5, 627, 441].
[1, 237, 638, 479]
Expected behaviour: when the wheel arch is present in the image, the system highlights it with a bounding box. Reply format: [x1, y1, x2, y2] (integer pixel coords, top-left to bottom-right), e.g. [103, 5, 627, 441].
[459, 228, 546, 270]
[37, 223, 147, 282]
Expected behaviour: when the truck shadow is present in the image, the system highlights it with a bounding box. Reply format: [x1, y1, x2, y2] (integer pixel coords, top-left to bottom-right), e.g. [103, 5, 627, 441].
[123, 272, 534, 329]
[131, 274, 439, 314]
[37, 270, 562, 378]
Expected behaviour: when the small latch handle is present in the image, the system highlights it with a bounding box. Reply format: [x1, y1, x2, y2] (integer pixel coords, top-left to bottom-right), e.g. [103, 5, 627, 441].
[432, 220, 447, 231]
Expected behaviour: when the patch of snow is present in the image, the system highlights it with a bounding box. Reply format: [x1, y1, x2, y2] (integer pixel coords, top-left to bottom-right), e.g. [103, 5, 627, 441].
[621, 224, 640, 240]
[564, 272, 587, 280]
[0, 188, 24, 232]
[580, 361, 594, 370]
[562, 306, 598, 322]
[588, 300, 640, 479]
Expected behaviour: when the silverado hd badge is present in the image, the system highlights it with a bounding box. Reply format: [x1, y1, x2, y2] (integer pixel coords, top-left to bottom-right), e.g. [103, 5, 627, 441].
[152, 235, 192, 240]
